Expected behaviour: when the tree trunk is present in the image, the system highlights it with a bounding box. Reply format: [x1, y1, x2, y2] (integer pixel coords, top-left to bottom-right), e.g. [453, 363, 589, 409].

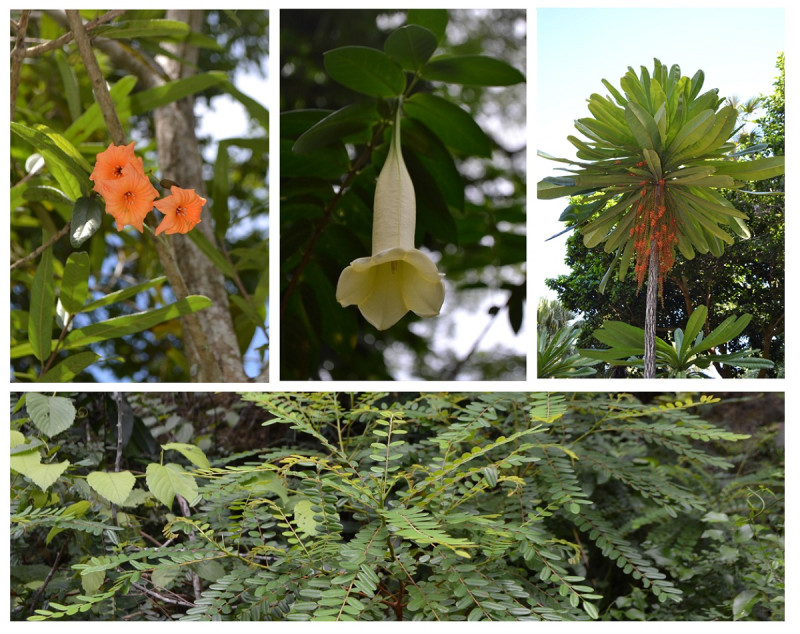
[153, 10, 247, 382]
[644, 242, 658, 378]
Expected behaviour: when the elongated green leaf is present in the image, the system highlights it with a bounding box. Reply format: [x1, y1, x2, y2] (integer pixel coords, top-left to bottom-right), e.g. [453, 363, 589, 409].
[81, 276, 168, 313]
[161, 442, 210, 469]
[11, 123, 90, 193]
[65, 75, 138, 143]
[146, 463, 199, 508]
[293, 102, 379, 154]
[38, 351, 100, 383]
[680, 305, 707, 359]
[54, 50, 81, 123]
[702, 156, 785, 182]
[625, 101, 660, 150]
[26, 393, 76, 438]
[384, 25, 438, 71]
[60, 251, 91, 314]
[422, 55, 525, 86]
[91, 19, 190, 40]
[129, 72, 228, 114]
[324, 46, 405, 97]
[211, 142, 230, 237]
[87, 471, 136, 506]
[23, 185, 74, 207]
[188, 231, 237, 279]
[28, 246, 55, 363]
[61, 295, 212, 350]
[404, 93, 491, 156]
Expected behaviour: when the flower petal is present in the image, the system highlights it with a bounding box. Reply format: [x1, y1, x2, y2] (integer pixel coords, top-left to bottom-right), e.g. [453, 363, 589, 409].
[356, 263, 412, 330]
[399, 260, 445, 317]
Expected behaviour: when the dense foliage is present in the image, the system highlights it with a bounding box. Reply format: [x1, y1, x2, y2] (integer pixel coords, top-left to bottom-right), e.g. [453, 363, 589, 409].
[280, 9, 526, 380]
[10, 10, 269, 382]
[11, 391, 784, 621]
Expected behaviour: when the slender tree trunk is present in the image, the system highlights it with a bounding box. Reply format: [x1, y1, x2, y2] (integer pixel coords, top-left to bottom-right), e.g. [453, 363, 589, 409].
[153, 10, 247, 382]
[644, 243, 658, 378]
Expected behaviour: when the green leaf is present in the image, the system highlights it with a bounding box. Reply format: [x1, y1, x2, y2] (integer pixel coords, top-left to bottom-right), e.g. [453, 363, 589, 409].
[129, 72, 228, 114]
[422, 55, 525, 86]
[23, 185, 74, 207]
[10, 451, 69, 492]
[211, 143, 230, 237]
[293, 499, 318, 536]
[188, 231, 237, 280]
[703, 156, 785, 182]
[38, 351, 100, 383]
[161, 442, 210, 470]
[146, 463, 199, 508]
[293, 102, 380, 154]
[91, 19, 191, 41]
[11, 123, 90, 197]
[65, 75, 138, 144]
[80, 276, 168, 313]
[384, 25, 438, 71]
[87, 470, 136, 506]
[70, 196, 104, 248]
[60, 251, 91, 314]
[26, 393, 77, 438]
[60, 295, 212, 350]
[733, 589, 759, 621]
[323, 46, 405, 97]
[404, 93, 491, 156]
[28, 245, 55, 363]
[407, 9, 449, 43]
[54, 50, 81, 123]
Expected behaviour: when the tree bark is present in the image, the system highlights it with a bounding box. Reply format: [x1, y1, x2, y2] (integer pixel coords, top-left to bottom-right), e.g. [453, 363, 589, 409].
[644, 243, 658, 378]
[152, 10, 247, 382]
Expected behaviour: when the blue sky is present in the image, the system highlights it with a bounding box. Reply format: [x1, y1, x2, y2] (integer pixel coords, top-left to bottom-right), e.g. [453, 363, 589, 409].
[535, 7, 786, 301]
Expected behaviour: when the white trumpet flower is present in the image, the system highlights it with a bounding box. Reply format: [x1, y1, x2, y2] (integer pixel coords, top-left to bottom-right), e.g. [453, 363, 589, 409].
[336, 102, 445, 330]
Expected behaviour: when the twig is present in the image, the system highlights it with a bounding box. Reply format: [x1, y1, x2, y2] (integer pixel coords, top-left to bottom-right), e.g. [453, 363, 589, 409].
[176, 495, 203, 600]
[26, 540, 67, 618]
[130, 581, 195, 608]
[10, 10, 30, 121]
[111, 392, 125, 525]
[65, 10, 126, 145]
[280, 121, 388, 320]
[10, 222, 70, 271]
[22, 10, 126, 59]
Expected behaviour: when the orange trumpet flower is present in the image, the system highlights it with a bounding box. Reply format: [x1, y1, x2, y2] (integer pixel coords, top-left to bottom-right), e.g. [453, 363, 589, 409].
[154, 186, 206, 236]
[90, 142, 146, 196]
[102, 163, 160, 232]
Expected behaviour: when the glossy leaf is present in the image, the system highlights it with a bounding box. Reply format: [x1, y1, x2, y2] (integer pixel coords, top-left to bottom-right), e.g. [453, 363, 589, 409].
[80, 276, 168, 313]
[129, 72, 228, 114]
[422, 55, 525, 86]
[91, 19, 191, 40]
[60, 296, 212, 351]
[404, 93, 491, 156]
[293, 102, 380, 154]
[407, 9, 449, 43]
[384, 25, 438, 71]
[323, 46, 405, 97]
[70, 196, 104, 248]
[37, 351, 100, 382]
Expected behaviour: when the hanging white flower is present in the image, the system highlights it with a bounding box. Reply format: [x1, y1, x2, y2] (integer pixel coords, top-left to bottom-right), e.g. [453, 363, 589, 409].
[336, 100, 445, 330]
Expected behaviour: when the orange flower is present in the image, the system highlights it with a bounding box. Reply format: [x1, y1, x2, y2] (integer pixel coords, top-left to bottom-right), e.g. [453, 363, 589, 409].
[154, 186, 205, 236]
[90, 142, 145, 196]
[102, 163, 159, 231]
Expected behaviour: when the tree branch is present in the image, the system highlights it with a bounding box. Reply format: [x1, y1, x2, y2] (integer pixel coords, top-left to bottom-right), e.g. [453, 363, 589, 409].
[22, 10, 125, 58]
[65, 10, 126, 145]
[10, 222, 71, 271]
[10, 10, 30, 122]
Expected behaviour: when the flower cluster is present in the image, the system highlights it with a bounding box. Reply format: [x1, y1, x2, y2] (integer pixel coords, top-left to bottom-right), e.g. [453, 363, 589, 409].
[629, 180, 679, 297]
[89, 142, 205, 235]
